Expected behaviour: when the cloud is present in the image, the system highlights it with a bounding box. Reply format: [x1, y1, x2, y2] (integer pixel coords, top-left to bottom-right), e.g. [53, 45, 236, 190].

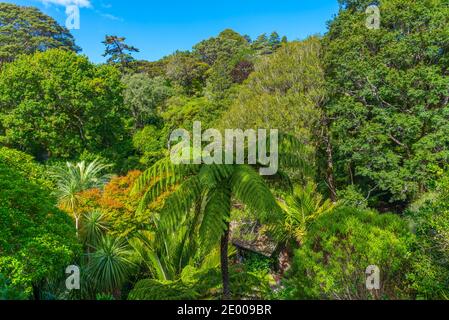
[38, 0, 92, 8]
[100, 13, 123, 21]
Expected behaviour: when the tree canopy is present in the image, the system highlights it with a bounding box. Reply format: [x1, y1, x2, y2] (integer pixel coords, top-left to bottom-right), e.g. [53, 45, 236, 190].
[0, 49, 128, 162]
[0, 3, 79, 66]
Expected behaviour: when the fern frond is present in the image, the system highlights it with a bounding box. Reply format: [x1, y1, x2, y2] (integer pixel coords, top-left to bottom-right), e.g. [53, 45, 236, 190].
[199, 185, 232, 248]
[231, 165, 282, 223]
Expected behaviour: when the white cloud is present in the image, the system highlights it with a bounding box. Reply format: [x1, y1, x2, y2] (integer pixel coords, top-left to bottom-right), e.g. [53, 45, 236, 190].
[100, 13, 123, 21]
[38, 0, 92, 8]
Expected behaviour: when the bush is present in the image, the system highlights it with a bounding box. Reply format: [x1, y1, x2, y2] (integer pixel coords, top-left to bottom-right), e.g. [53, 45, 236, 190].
[0, 274, 27, 300]
[285, 206, 415, 300]
[0, 162, 80, 297]
[0, 147, 52, 189]
[406, 183, 449, 299]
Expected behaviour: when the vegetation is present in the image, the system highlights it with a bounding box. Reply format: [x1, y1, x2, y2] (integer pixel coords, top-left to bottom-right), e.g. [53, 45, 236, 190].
[1, 0, 449, 300]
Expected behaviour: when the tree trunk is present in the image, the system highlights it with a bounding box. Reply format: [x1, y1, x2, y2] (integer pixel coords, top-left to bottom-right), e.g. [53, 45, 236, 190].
[220, 225, 231, 300]
[75, 215, 80, 238]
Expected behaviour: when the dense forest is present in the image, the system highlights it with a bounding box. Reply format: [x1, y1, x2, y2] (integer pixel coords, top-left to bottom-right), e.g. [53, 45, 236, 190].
[1, 0, 449, 300]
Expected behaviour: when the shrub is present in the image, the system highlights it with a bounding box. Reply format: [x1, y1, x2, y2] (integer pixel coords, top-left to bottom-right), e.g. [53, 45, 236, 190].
[406, 183, 449, 299]
[0, 162, 80, 297]
[285, 206, 415, 300]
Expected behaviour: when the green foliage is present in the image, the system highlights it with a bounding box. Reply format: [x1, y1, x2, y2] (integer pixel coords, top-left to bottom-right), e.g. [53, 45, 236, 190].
[193, 29, 249, 66]
[102, 35, 139, 70]
[134, 160, 282, 249]
[286, 206, 415, 300]
[0, 49, 128, 162]
[0, 147, 52, 189]
[86, 236, 136, 294]
[132, 125, 166, 167]
[129, 263, 273, 300]
[272, 183, 335, 247]
[220, 38, 324, 166]
[243, 252, 272, 274]
[165, 51, 209, 95]
[82, 211, 110, 247]
[0, 162, 80, 297]
[0, 274, 27, 300]
[122, 74, 173, 129]
[406, 180, 449, 299]
[337, 185, 369, 209]
[0, 3, 79, 66]
[192, 29, 254, 99]
[324, 0, 449, 204]
[51, 158, 112, 233]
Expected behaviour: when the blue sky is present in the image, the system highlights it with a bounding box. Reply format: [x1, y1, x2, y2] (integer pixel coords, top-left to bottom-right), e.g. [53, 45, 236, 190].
[4, 0, 340, 63]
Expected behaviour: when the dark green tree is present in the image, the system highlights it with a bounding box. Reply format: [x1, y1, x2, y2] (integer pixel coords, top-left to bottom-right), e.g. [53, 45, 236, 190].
[324, 0, 449, 206]
[0, 3, 79, 67]
[268, 32, 281, 50]
[102, 35, 139, 70]
[0, 49, 127, 162]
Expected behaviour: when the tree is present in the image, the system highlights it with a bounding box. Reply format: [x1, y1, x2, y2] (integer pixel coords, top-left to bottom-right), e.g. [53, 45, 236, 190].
[122, 74, 173, 130]
[165, 51, 209, 95]
[220, 38, 325, 183]
[193, 29, 249, 66]
[133, 160, 282, 299]
[0, 147, 52, 189]
[268, 32, 281, 50]
[51, 159, 111, 236]
[323, 0, 449, 206]
[406, 174, 449, 299]
[192, 29, 254, 99]
[81, 210, 109, 248]
[0, 161, 80, 298]
[76, 170, 151, 238]
[86, 236, 135, 298]
[251, 34, 272, 55]
[0, 3, 79, 66]
[102, 35, 139, 71]
[0, 49, 127, 161]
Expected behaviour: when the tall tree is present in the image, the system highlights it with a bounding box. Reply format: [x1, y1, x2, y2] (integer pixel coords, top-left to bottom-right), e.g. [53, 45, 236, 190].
[165, 51, 209, 95]
[220, 38, 326, 187]
[268, 32, 281, 50]
[102, 35, 139, 71]
[133, 160, 282, 299]
[324, 0, 449, 206]
[0, 3, 79, 66]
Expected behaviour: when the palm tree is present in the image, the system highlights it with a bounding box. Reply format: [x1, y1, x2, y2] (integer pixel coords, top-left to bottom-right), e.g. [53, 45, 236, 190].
[51, 158, 111, 236]
[133, 159, 283, 299]
[82, 210, 109, 247]
[270, 182, 335, 267]
[133, 133, 311, 299]
[86, 236, 135, 298]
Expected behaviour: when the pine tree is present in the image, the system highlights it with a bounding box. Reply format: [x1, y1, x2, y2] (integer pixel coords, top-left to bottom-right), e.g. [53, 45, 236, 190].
[102, 35, 139, 71]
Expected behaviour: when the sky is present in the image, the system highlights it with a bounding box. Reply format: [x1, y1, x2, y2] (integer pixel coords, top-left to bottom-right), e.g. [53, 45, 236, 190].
[4, 0, 340, 63]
